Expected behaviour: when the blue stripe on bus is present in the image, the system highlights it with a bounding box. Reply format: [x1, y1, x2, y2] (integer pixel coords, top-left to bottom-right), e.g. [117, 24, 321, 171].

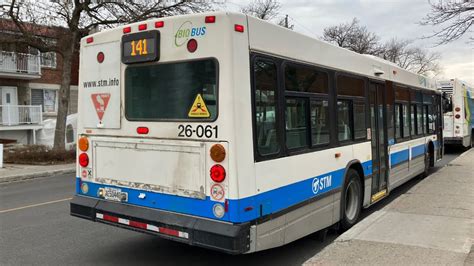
[411, 144, 426, 158]
[77, 161, 372, 223]
[390, 149, 409, 167]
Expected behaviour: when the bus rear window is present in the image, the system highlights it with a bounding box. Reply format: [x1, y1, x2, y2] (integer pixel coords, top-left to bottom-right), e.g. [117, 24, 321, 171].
[125, 59, 218, 120]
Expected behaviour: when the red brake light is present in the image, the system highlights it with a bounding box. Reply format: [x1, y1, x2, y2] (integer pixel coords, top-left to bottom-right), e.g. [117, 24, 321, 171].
[210, 164, 226, 183]
[455, 107, 461, 112]
[138, 24, 147, 31]
[234, 24, 244, 33]
[137, 127, 149, 134]
[205, 16, 216, 23]
[79, 153, 89, 167]
[97, 52, 104, 63]
[187, 39, 198, 53]
[155, 21, 164, 28]
[455, 114, 461, 119]
[123, 26, 131, 34]
[86, 37, 93, 43]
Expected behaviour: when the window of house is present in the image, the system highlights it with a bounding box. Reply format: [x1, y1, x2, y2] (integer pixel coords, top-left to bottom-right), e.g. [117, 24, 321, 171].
[40, 52, 57, 68]
[31, 89, 57, 112]
[254, 59, 279, 156]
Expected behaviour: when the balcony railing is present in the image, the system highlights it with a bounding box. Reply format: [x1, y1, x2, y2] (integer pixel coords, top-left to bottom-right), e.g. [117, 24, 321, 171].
[0, 50, 41, 77]
[0, 105, 43, 126]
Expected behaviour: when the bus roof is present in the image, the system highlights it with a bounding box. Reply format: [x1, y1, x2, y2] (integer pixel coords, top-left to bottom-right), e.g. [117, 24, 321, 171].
[82, 11, 437, 92]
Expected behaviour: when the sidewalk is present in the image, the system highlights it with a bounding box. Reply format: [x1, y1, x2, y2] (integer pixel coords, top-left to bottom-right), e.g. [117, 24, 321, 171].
[0, 163, 75, 183]
[305, 149, 474, 266]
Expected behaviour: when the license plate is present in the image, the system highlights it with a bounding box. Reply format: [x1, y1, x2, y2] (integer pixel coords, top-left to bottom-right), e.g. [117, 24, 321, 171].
[104, 187, 127, 202]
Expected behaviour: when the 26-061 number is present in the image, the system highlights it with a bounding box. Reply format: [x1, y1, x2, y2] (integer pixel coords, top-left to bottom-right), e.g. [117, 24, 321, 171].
[178, 125, 218, 138]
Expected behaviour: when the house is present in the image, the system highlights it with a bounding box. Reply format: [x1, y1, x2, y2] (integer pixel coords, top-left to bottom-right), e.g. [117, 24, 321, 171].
[0, 19, 79, 145]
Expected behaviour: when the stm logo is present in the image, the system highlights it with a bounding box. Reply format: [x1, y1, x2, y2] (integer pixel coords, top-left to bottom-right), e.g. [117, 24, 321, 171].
[312, 175, 332, 194]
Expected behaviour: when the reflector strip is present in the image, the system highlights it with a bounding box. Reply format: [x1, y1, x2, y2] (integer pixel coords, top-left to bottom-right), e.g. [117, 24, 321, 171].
[95, 213, 189, 239]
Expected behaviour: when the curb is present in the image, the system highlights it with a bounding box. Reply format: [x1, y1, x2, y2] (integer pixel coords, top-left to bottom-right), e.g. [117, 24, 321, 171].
[0, 168, 75, 184]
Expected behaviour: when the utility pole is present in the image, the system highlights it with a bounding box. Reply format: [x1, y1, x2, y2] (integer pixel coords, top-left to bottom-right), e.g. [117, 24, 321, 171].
[284, 14, 288, 28]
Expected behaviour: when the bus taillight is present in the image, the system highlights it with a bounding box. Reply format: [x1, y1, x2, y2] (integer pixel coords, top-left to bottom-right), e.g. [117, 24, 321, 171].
[455, 107, 461, 112]
[455, 114, 461, 119]
[79, 153, 89, 167]
[123, 26, 131, 34]
[78, 137, 89, 151]
[210, 164, 226, 183]
[155, 21, 164, 28]
[210, 144, 226, 162]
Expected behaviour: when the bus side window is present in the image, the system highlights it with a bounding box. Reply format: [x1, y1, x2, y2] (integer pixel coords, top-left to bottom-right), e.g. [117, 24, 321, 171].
[395, 104, 402, 140]
[254, 59, 280, 156]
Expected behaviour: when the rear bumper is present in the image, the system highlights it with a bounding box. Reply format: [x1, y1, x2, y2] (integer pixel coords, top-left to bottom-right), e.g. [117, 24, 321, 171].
[70, 195, 250, 254]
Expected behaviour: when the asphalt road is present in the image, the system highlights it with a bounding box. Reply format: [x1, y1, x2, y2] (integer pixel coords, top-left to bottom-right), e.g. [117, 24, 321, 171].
[0, 148, 465, 265]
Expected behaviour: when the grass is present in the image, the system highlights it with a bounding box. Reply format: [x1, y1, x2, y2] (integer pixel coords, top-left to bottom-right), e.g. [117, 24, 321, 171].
[3, 145, 76, 165]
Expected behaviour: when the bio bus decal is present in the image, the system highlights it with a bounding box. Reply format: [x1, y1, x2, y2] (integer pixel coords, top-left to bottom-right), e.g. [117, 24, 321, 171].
[175, 21, 206, 47]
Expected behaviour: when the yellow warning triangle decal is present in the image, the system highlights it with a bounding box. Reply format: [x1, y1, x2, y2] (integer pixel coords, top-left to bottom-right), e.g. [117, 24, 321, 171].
[188, 94, 210, 118]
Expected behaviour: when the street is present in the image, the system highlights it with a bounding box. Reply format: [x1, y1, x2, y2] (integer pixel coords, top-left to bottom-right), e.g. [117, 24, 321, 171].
[0, 149, 464, 265]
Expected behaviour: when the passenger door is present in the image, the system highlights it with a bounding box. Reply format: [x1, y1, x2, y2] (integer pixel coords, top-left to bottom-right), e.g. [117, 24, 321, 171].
[369, 82, 388, 202]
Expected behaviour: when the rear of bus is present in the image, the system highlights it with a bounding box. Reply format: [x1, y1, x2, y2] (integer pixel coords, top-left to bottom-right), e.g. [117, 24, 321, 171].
[70, 12, 254, 254]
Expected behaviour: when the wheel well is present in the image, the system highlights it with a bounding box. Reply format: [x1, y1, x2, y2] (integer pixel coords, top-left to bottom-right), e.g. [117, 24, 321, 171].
[348, 163, 365, 206]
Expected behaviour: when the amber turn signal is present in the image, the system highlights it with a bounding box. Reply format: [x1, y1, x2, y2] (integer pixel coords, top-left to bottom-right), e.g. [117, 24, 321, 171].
[78, 137, 89, 151]
[210, 144, 226, 162]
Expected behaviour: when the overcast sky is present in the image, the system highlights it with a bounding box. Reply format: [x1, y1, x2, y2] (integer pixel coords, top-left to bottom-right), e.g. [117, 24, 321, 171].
[225, 0, 473, 84]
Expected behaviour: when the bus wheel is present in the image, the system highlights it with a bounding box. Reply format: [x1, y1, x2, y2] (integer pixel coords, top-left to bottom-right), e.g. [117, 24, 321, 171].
[340, 169, 362, 231]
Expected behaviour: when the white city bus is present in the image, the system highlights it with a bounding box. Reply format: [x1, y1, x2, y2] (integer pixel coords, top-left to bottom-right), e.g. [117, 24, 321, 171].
[71, 12, 443, 254]
[437, 79, 474, 148]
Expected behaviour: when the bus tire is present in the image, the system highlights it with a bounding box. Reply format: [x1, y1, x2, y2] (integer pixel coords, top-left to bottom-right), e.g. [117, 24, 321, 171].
[340, 169, 362, 232]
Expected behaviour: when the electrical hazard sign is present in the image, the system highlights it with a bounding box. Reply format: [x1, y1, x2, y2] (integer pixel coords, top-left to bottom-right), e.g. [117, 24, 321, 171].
[188, 94, 210, 118]
[91, 93, 111, 120]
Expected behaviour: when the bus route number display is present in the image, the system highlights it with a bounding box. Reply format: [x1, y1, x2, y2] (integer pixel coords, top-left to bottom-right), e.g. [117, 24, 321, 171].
[121, 30, 160, 64]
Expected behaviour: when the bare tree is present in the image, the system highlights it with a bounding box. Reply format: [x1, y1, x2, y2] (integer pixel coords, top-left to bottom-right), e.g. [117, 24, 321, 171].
[241, 0, 281, 20]
[0, 0, 211, 151]
[421, 0, 474, 45]
[323, 19, 441, 75]
[379, 39, 441, 75]
[322, 18, 381, 54]
[240, 0, 293, 29]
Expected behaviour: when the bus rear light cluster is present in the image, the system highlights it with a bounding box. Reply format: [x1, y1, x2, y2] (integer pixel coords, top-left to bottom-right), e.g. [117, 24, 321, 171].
[210, 144, 226, 162]
[78, 137, 89, 151]
[210, 164, 226, 183]
[79, 153, 89, 167]
[455, 114, 461, 119]
[455, 107, 461, 112]
[86, 37, 93, 43]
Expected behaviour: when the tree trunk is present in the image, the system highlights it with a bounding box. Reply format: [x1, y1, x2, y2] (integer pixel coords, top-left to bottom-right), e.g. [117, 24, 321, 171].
[53, 36, 76, 151]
